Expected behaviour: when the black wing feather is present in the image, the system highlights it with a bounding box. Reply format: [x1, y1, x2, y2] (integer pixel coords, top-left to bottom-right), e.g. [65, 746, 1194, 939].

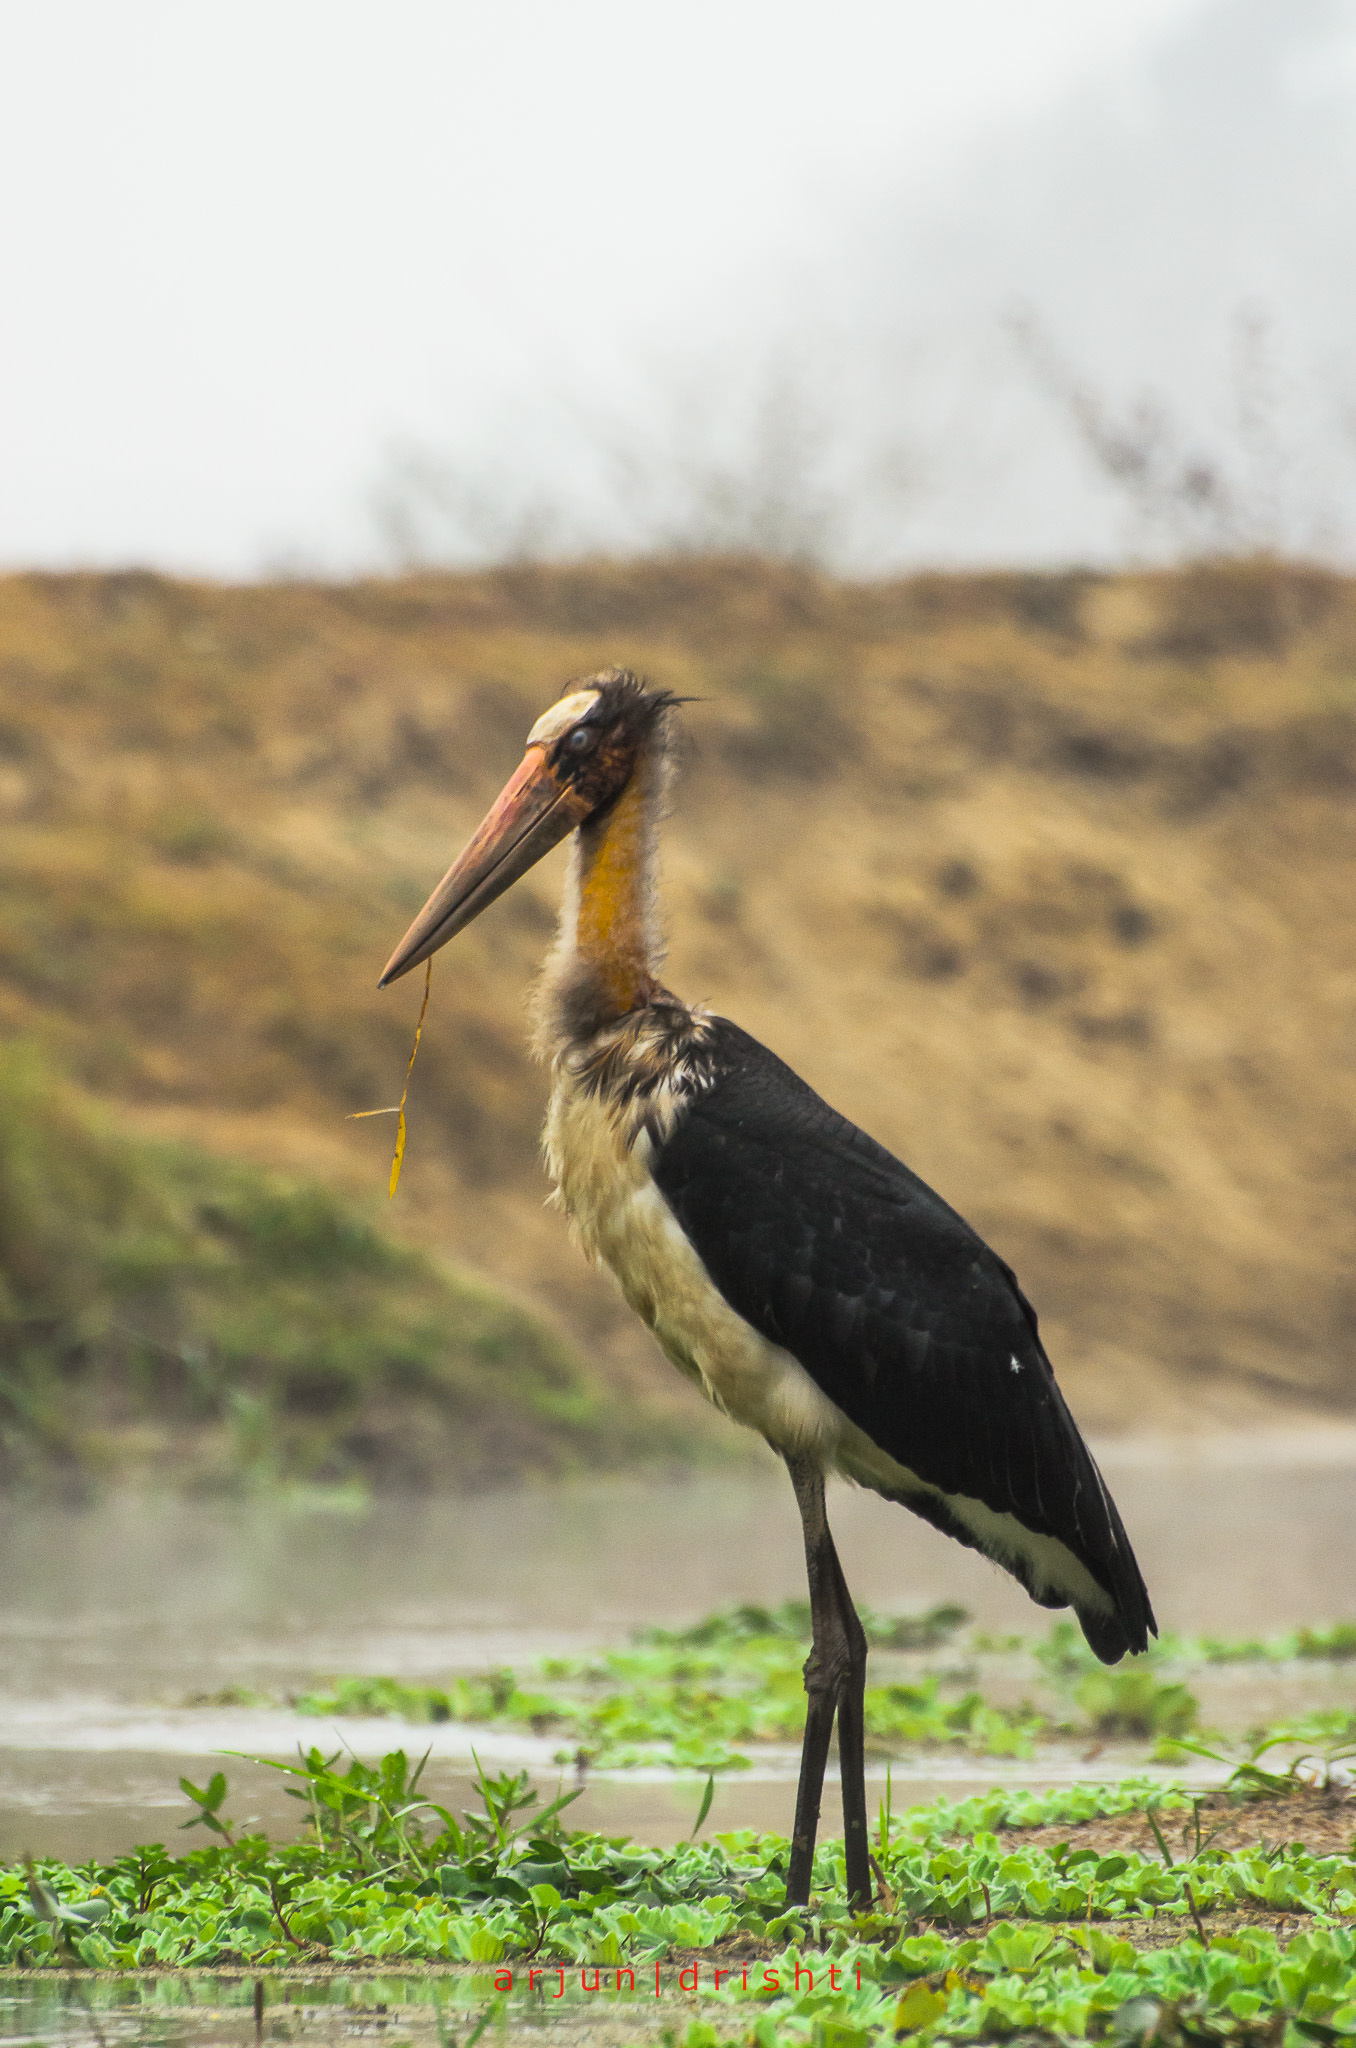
[651, 1020, 1154, 1660]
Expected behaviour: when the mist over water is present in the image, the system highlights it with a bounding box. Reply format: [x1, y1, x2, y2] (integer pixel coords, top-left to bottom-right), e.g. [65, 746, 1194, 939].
[3, 1442, 1356, 1861]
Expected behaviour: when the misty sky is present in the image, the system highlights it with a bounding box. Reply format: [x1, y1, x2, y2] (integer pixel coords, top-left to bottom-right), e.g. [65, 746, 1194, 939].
[3, 0, 1354, 575]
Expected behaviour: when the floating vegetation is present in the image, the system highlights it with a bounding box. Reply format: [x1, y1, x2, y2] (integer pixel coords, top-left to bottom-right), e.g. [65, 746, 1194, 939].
[292, 1601, 1051, 1769]
[1194, 1623, 1356, 1664]
[2, 1746, 1354, 2045]
[288, 1602, 1207, 1769]
[278, 1604, 1356, 1777]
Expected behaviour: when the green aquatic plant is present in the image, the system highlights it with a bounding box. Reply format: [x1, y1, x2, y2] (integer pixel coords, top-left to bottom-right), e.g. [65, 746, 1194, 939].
[1163, 1716, 1356, 1800]
[178, 1771, 237, 1845]
[2, 1745, 1355, 2048]
[295, 1603, 1040, 1769]
[294, 1601, 1286, 1767]
[1194, 1622, 1356, 1664]
[260, 1604, 1356, 1784]
[1075, 1665, 1199, 1740]
[1036, 1618, 1201, 1739]
[244, 1747, 583, 1875]
[636, 1598, 970, 1653]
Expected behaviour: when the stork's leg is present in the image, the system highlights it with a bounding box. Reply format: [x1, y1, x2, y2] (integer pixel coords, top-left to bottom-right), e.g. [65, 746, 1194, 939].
[784, 1455, 872, 1911]
[829, 1543, 871, 1909]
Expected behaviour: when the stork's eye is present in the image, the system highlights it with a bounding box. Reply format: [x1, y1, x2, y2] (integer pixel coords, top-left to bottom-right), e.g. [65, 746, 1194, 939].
[564, 724, 596, 753]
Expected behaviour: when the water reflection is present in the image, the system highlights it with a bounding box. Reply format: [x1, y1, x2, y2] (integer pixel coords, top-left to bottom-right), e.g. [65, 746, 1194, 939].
[0, 1974, 679, 2048]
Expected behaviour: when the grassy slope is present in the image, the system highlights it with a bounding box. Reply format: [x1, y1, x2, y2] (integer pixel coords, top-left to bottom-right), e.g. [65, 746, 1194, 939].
[0, 1044, 676, 1487]
[0, 558, 1354, 1446]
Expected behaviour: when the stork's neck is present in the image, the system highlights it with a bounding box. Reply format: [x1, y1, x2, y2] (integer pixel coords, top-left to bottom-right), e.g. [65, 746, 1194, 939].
[575, 766, 660, 1008]
[538, 742, 666, 1053]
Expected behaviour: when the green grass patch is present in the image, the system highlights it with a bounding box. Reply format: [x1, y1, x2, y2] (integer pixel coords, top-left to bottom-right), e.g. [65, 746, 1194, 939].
[0, 1041, 660, 1488]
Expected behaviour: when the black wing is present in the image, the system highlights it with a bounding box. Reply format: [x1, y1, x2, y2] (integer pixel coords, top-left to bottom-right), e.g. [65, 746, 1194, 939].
[651, 1019, 1154, 1661]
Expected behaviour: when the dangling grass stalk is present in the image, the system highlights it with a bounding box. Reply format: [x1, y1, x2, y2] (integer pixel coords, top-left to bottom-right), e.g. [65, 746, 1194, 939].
[348, 959, 433, 1197]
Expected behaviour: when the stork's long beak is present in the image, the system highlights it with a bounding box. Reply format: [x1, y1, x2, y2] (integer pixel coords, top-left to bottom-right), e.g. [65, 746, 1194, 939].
[379, 747, 590, 986]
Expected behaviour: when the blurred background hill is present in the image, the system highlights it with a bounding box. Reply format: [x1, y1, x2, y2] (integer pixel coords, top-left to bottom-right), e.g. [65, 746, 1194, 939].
[2, 557, 1354, 1485]
[3, 0, 1356, 1486]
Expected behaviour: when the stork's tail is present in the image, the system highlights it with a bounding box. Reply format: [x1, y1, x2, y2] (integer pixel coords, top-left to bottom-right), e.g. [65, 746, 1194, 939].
[1072, 1467, 1157, 1664]
[1076, 1595, 1156, 1665]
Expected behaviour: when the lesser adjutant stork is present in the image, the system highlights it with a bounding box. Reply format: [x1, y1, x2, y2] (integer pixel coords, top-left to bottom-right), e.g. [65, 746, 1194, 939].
[380, 669, 1155, 1909]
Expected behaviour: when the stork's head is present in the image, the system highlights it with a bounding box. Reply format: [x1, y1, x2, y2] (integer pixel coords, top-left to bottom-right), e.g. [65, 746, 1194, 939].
[379, 669, 674, 986]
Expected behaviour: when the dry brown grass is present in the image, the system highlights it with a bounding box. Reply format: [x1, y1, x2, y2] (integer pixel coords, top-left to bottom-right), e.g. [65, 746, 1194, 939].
[2, 556, 1354, 1440]
[1001, 1784, 1356, 1865]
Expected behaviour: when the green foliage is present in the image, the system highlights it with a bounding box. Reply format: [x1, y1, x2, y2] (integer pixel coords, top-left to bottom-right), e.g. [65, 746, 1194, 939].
[1194, 1623, 1356, 1664]
[249, 1748, 582, 1875]
[280, 1606, 1356, 1773]
[0, 1041, 640, 1486]
[637, 1599, 970, 1653]
[3, 1745, 1356, 2048]
[1163, 1718, 1356, 1798]
[1036, 1619, 1201, 1739]
[296, 1602, 1042, 1770]
[865, 1602, 971, 1651]
[1075, 1665, 1200, 1739]
[0, 1751, 756, 1970]
[179, 1770, 236, 1844]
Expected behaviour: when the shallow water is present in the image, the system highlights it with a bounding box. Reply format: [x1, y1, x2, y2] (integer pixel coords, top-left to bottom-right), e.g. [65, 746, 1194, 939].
[0, 1973, 684, 2048]
[2, 1433, 1355, 1863]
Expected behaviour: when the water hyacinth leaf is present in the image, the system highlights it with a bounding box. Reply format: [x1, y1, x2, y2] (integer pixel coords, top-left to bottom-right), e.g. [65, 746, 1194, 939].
[893, 1983, 948, 2031]
[60, 1897, 112, 1926]
[7, 1725, 1356, 2041]
[22, 1870, 63, 1924]
[1112, 1997, 1166, 2043]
